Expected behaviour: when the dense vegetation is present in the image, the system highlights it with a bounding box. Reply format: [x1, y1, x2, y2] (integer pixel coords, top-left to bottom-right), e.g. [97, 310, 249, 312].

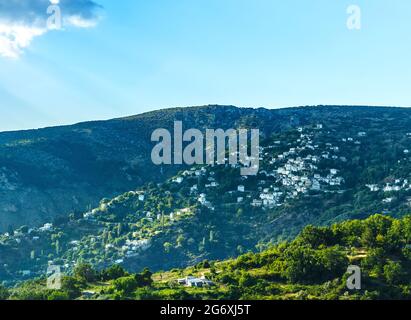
[5, 214, 411, 300]
[1, 107, 411, 286]
[1, 105, 411, 231]
[1, 105, 411, 303]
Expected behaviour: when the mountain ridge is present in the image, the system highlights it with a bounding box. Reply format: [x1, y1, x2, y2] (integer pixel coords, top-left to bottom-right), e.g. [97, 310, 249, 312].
[1, 106, 411, 284]
[0, 105, 410, 232]
[1, 104, 406, 135]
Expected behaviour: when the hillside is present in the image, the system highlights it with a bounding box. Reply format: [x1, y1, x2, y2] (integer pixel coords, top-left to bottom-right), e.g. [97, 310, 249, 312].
[5, 214, 411, 300]
[1, 105, 411, 232]
[1, 106, 411, 284]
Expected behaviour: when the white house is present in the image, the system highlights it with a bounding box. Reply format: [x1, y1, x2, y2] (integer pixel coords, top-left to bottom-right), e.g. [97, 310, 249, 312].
[173, 177, 184, 184]
[198, 194, 207, 205]
[366, 184, 380, 192]
[177, 276, 215, 288]
[39, 223, 53, 232]
[251, 199, 263, 207]
[330, 169, 338, 175]
[383, 197, 394, 204]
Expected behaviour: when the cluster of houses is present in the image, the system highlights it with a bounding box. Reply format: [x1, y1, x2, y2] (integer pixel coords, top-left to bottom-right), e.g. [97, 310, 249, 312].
[121, 239, 151, 258]
[254, 130, 345, 206]
[198, 193, 214, 210]
[144, 207, 193, 223]
[2, 222, 54, 241]
[173, 126, 350, 210]
[84, 191, 147, 220]
[0, 221, 60, 281]
[366, 179, 411, 196]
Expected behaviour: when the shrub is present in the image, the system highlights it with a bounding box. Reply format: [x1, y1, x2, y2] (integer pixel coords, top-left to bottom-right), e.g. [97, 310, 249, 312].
[101, 265, 128, 281]
[383, 261, 405, 285]
[113, 276, 139, 296]
[0, 285, 10, 300]
[73, 263, 98, 283]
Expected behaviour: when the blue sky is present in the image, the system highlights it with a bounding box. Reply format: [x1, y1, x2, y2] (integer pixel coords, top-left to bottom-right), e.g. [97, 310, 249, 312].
[0, 0, 410, 131]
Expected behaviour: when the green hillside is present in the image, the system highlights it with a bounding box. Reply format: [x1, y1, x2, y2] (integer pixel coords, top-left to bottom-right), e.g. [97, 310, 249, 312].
[1, 112, 411, 284]
[4, 214, 411, 300]
[1, 105, 411, 231]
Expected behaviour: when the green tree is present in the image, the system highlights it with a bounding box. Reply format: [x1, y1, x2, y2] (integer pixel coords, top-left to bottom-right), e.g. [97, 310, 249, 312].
[113, 276, 139, 296]
[163, 242, 172, 253]
[61, 276, 83, 299]
[361, 248, 386, 277]
[135, 268, 153, 287]
[55, 240, 60, 255]
[283, 245, 348, 283]
[239, 272, 256, 288]
[0, 285, 10, 300]
[101, 265, 127, 281]
[176, 234, 185, 248]
[47, 290, 70, 300]
[298, 225, 334, 248]
[383, 261, 405, 285]
[73, 263, 97, 283]
[361, 215, 393, 248]
[7, 225, 14, 236]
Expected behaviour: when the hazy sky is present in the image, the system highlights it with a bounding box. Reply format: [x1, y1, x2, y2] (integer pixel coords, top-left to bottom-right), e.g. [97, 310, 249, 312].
[0, 0, 410, 131]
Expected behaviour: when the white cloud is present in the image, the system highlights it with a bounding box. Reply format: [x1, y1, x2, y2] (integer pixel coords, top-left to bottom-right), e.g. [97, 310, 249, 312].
[65, 15, 98, 28]
[0, 24, 47, 58]
[0, 0, 103, 58]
